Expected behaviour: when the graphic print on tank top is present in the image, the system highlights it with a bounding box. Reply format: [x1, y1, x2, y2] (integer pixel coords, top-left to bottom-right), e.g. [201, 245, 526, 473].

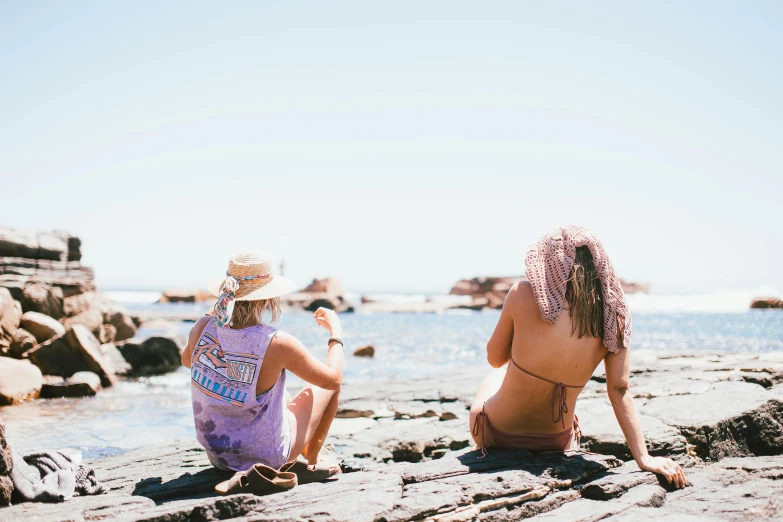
[191, 331, 259, 406]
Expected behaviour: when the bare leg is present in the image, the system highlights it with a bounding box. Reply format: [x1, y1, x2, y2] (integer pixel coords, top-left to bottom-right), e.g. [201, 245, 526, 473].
[469, 364, 508, 448]
[300, 389, 340, 463]
[286, 384, 340, 466]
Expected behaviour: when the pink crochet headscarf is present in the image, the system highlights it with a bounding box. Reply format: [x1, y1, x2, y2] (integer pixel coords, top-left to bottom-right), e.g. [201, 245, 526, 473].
[524, 225, 631, 353]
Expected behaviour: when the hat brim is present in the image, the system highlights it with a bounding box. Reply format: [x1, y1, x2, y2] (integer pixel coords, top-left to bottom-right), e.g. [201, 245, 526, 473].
[208, 276, 298, 301]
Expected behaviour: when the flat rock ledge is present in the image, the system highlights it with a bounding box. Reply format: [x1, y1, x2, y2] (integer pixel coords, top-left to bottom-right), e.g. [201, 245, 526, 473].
[2, 442, 783, 522]
[4, 351, 783, 520]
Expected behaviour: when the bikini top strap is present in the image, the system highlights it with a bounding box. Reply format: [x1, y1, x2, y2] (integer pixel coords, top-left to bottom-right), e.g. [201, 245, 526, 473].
[509, 358, 583, 388]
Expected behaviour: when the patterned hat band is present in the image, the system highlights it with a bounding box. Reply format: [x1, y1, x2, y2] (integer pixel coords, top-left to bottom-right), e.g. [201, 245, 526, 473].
[214, 272, 274, 327]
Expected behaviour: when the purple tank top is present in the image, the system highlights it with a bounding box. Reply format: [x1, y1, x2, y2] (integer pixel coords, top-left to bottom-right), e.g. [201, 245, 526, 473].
[190, 321, 291, 471]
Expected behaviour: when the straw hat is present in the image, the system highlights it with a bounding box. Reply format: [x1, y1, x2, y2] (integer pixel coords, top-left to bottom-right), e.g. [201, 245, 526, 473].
[208, 251, 297, 301]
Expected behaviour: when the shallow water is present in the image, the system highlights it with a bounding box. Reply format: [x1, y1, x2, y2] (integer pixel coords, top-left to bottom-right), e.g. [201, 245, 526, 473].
[1, 310, 781, 460]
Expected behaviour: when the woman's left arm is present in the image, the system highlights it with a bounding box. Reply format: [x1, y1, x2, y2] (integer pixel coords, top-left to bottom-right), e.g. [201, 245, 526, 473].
[486, 283, 516, 367]
[605, 347, 687, 488]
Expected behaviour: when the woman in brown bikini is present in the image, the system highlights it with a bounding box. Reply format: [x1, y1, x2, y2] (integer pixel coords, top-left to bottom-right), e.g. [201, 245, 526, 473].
[470, 225, 686, 489]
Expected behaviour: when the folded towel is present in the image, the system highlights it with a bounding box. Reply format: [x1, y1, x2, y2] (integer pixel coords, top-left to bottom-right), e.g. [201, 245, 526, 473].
[10, 449, 107, 503]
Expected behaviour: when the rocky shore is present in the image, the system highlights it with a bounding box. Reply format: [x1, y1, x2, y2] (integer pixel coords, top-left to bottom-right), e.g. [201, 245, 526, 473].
[0, 228, 182, 406]
[2, 350, 783, 520]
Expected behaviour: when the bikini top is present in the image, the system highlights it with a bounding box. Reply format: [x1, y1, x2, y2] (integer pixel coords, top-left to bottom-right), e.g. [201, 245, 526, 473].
[510, 358, 585, 429]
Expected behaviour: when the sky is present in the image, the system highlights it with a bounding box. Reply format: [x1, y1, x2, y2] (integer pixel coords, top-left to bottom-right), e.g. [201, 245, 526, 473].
[1, 1, 781, 294]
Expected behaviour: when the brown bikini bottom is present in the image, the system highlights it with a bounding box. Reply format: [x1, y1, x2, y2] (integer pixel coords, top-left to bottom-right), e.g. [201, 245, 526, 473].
[472, 358, 585, 456]
[472, 405, 581, 456]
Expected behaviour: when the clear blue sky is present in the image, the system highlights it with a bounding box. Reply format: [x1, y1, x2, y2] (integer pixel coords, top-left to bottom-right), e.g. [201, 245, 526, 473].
[1, 1, 781, 294]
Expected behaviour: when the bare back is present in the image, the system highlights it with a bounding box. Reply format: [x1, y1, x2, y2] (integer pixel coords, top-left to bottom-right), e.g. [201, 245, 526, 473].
[482, 281, 608, 434]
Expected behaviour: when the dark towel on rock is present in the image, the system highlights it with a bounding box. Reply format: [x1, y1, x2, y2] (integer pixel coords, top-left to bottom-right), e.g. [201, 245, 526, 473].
[10, 449, 107, 503]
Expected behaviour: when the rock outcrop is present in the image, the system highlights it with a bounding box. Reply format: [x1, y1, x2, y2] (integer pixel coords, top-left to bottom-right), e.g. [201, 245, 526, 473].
[618, 279, 649, 294]
[0, 356, 42, 405]
[284, 277, 354, 313]
[0, 228, 137, 349]
[302, 277, 343, 296]
[450, 276, 523, 310]
[750, 297, 783, 309]
[157, 290, 215, 303]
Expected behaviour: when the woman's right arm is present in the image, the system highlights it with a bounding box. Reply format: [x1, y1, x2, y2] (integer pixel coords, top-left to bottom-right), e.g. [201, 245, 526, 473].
[273, 308, 344, 390]
[605, 348, 687, 488]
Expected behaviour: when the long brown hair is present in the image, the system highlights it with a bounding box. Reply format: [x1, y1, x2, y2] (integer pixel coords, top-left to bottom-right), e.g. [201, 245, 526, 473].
[565, 246, 604, 339]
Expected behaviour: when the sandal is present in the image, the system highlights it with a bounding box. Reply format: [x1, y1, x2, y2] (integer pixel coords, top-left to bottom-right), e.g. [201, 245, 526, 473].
[214, 463, 298, 495]
[280, 457, 341, 485]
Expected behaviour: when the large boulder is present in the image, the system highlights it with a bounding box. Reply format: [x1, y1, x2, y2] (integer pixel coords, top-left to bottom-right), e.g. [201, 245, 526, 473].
[20, 311, 65, 343]
[62, 307, 103, 335]
[116, 336, 182, 376]
[40, 371, 101, 398]
[104, 309, 137, 342]
[302, 277, 343, 296]
[0, 288, 21, 349]
[0, 357, 42, 405]
[62, 291, 97, 317]
[21, 283, 64, 319]
[63, 325, 116, 387]
[26, 335, 90, 378]
[100, 343, 132, 375]
[26, 325, 116, 387]
[9, 328, 36, 358]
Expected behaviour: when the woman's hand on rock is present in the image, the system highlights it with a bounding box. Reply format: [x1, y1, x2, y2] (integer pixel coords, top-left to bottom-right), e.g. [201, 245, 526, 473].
[642, 456, 686, 488]
[313, 307, 342, 337]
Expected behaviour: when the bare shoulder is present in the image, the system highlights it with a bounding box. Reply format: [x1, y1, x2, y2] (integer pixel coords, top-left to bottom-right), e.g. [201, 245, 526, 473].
[268, 330, 303, 353]
[507, 280, 536, 307]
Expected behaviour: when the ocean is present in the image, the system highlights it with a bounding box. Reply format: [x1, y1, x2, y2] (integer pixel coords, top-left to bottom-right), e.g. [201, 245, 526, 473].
[1, 290, 781, 460]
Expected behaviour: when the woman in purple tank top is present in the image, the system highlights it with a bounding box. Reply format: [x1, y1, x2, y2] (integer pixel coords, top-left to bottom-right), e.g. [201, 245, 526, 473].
[181, 251, 344, 473]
